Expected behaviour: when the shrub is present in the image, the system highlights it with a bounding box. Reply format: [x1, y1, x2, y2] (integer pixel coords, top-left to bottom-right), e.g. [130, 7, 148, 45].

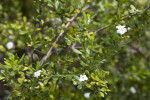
[0, 0, 150, 100]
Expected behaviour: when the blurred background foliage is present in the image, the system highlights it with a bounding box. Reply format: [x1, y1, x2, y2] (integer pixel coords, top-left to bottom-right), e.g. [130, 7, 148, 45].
[0, 0, 150, 100]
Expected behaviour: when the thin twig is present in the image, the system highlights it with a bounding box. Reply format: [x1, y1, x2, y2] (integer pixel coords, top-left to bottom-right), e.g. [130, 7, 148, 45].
[71, 9, 99, 49]
[7, 90, 12, 100]
[95, 6, 150, 33]
[71, 6, 150, 51]
[129, 44, 148, 61]
[40, 6, 150, 66]
[40, 6, 90, 66]
[71, 43, 76, 49]
[95, 24, 110, 33]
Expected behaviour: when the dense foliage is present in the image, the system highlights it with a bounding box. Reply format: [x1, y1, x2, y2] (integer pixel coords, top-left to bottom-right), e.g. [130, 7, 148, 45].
[0, 0, 150, 100]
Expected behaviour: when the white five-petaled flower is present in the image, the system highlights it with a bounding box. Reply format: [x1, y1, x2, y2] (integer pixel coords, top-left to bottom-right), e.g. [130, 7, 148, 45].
[116, 25, 126, 30]
[84, 92, 90, 98]
[116, 25, 130, 35]
[34, 70, 41, 78]
[6, 42, 14, 49]
[116, 25, 127, 35]
[130, 87, 136, 94]
[79, 75, 88, 82]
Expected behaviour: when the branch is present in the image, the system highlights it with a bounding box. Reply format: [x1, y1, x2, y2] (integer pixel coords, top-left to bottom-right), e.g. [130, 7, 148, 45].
[71, 6, 150, 52]
[71, 9, 99, 49]
[129, 43, 149, 61]
[95, 6, 150, 33]
[95, 24, 110, 33]
[40, 6, 90, 66]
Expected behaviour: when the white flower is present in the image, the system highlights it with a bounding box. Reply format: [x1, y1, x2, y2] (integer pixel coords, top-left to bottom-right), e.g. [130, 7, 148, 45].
[130, 87, 136, 94]
[84, 92, 90, 98]
[6, 42, 14, 49]
[87, 17, 91, 24]
[116, 25, 127, 35]
[116, 25, 126, 30]
[34, 70, 41, 78]
[8, 35, 13, 39]
[79, 75, 88, 82]
[136, 9, 140, 12]
[117, 28, 127, 34]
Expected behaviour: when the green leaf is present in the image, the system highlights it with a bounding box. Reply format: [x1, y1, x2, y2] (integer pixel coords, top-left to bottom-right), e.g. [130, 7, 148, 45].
[24, 56, 29, 65]
[65, 39, 71, 45]
[99, 92, 104, 97]
[0, 77, 5, 80]
[23, 67, 28, 71]
[18, 77, 25, 84]
[77, 84, 82, 89]
[4, 61, 11, 66]
[1, 70, 6, 76]
[19, 54, 25, 64]
[36, 61, 40, 70]
[44, 78, 50, 85]
[69, 6, 74, 13]
[19, 30, 28, 35]
[80, 61, 88, 67]
[85, 83, 91, 88]
[12, 90, 21, 96]
[8, 53, 15, 61]
[73, 81, 78, 85]
[100, 87, 107, 92]
[91, 73, 95, 80]
[86, 48, 90, 55]
[90, 82, 96, 85]
[3, 65, 11, 69]
[101, 87, 110, 92]
[33, 54, 39, 62]
[55, 0, 59, 10]
[52, 43, 58, 47]
[91, 71, 100, 81]
[130, 5, 136, 10]
[72, 48, 82, 55]
[72, 67, 79, 73]
[74, 75, 79, 80]
[18, 72, 25, 84]
[83, 12, 88, 24]
[47, 1, 53, 7]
